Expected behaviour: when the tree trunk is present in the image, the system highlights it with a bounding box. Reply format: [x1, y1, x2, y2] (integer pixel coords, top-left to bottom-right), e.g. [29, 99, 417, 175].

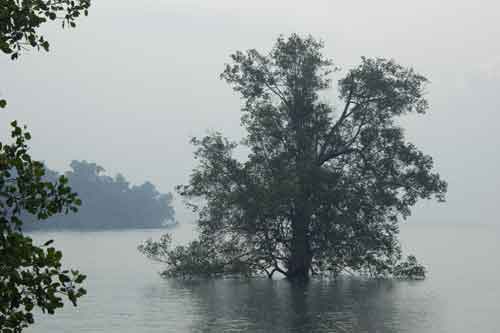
[287, 208, 312, 281]
[287, 94, 314, 281]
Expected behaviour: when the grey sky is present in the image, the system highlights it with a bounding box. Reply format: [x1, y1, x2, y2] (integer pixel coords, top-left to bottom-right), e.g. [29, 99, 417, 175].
[1, 0, 499, 224]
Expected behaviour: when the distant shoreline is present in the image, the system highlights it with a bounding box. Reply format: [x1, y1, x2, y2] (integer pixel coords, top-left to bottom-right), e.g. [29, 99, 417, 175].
[24, 222, 179, 233]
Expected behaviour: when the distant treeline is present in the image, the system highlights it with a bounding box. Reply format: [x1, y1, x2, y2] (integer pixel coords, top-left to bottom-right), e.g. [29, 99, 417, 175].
[24, 160, 175, 230]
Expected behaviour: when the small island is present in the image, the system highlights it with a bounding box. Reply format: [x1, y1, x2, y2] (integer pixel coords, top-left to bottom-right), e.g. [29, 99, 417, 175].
[24, 160, 175, 230]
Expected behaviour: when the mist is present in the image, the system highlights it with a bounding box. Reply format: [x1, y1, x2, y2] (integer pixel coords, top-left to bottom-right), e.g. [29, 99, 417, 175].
[1, 0, 499, 226]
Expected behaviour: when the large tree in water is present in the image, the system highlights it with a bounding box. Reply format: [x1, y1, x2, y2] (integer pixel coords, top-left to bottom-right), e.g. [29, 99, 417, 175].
[141, 34, 447, 281]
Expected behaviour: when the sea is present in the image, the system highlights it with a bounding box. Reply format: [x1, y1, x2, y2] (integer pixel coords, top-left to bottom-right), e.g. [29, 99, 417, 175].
[26, 222, 500, 332]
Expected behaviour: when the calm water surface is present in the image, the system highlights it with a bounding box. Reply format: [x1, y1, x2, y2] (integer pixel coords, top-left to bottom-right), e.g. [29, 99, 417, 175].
[26, 223, 500, 332]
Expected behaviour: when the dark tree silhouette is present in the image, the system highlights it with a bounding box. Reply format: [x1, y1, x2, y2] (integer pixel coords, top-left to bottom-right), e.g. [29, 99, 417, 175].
[0, 123, 86, 331]
[1, 1, 90, 330]
[141, 34, 446, 281]
[0, 0, 90, 60]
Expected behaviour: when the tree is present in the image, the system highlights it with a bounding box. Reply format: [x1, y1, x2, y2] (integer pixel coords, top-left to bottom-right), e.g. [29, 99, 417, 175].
[0, 122, 86, 332]
[23, 160, 176, 230]
[1, 1, 90, 330]
[140, 34, 446, 281]
[0, 0, 90, 60]
[0, 0, 90, 107]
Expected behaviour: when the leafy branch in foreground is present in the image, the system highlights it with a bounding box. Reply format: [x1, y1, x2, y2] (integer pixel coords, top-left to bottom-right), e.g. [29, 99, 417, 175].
[1, 1, 90, 330]
[0, 0, 91, 59]
[141, 34, 445, 281]
[0, 122, 86, 332]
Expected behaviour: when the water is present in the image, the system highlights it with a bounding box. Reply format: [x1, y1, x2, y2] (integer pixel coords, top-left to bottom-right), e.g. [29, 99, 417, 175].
[25, 223, 500, 332]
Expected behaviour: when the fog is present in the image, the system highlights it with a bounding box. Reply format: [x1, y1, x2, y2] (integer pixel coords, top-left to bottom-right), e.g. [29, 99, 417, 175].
[1, 0, 499, 224]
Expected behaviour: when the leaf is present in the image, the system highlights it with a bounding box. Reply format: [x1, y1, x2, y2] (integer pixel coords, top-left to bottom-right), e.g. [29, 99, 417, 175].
[58, 274, 71, 283]
[74, 274, 86, 284]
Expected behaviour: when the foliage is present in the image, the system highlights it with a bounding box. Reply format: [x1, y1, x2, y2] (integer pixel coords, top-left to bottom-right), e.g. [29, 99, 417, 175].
[23, 160, 175, 230]
[393, 255, 426, 279]
[0, 0, 90, 59]
[1, 1, 90, 330]
[0, 122, 86, 332]
[142, 34, 447, 281]
[139, 234, 256, 279]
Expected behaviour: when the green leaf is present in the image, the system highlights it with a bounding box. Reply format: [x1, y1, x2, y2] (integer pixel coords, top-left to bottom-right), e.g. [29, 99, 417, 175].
[74, 274, 86, 284]
[58, 274, 71, 283]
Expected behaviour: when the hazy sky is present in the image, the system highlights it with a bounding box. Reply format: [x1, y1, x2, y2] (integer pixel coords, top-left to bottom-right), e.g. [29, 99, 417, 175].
[1, 0, 499, 224]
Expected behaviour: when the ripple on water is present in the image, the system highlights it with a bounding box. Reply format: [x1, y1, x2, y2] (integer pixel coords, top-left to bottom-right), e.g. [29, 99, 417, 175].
[25, 225, 500, 333]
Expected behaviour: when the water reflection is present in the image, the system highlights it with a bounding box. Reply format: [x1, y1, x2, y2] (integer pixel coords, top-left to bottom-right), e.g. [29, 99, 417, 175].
[29, 226, 500, 333]
[153, 277, 437, 333]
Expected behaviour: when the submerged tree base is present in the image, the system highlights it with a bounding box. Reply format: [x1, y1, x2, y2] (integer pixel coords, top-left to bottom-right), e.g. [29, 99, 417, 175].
[138, 233, 426, 281]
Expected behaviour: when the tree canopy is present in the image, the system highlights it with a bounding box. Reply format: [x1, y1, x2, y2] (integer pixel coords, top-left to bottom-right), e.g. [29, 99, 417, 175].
[24, 160, 175, 230]
[0, 0, 90, 60]
[0, 0, 89, 107]
[0, 122, 86, 332]
[141, 34, 447, 281]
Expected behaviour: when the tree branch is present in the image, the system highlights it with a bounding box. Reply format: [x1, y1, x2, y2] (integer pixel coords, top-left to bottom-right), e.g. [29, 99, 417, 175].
[317, 109, 368, 165]
[317, 87, 357, 161]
